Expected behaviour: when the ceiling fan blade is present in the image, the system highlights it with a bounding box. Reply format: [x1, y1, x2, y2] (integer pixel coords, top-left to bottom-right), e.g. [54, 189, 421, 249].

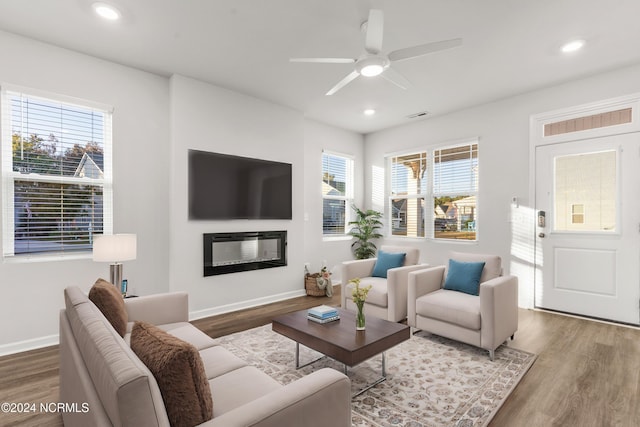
[290, 57, 356, 64]
[388, 38, 463, 62]
[381, 67, 411, 90]
[326, 70, 360, 96]
[364, 9, 384, 54]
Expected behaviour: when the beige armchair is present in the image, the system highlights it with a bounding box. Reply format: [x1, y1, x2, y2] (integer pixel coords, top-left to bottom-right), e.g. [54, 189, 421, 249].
[407, 251, 518, 360]
[341, 245, 426, 322]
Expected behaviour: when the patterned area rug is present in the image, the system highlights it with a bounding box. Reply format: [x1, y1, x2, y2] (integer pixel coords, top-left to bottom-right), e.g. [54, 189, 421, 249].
[211, 324, 536, 427]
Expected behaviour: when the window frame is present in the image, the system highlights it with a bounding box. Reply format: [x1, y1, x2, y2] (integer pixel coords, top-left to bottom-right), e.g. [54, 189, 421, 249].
[321, 150, 354, 238]
[1, 85, 113, 261]
[387, 138, 479, 241]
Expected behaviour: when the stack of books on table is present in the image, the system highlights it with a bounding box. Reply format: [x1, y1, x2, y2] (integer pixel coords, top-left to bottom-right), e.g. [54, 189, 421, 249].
[307, 305, 340, 324]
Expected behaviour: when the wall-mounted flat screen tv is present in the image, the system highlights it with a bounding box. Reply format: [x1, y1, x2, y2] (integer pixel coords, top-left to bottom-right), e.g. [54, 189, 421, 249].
[188, 149, 292, 220]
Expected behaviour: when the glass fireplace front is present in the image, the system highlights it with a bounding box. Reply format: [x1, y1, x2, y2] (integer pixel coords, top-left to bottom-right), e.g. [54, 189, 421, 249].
[203, 231, 287, 276]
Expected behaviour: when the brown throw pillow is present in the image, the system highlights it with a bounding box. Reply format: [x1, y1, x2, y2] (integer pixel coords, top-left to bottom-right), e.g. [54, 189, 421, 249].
[130, 321, 213, 427]
[88, 278, 127, 337]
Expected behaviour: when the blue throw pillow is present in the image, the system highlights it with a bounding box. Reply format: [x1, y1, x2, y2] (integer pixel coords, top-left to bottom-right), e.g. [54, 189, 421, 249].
[443, 259, 486, 296]
[371, 251, 406, 278]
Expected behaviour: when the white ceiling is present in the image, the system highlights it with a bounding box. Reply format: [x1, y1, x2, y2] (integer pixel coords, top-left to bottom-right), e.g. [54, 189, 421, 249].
[1, 0, 640, 134]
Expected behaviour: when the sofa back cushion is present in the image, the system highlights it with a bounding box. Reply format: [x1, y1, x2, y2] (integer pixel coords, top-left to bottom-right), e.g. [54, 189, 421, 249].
[64, 286, 167, 427]
[89, 278, 128, 337]
[131, 321, 214, 427]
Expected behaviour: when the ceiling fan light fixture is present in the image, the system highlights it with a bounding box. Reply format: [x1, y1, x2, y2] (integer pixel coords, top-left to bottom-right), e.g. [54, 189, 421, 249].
[356, 56, 388, 77]
[361, 64, 384, 77]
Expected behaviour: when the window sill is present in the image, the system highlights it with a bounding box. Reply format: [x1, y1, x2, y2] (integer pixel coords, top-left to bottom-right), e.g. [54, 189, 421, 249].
[322, 235, 352, 242]
[3, 251, 93, 264]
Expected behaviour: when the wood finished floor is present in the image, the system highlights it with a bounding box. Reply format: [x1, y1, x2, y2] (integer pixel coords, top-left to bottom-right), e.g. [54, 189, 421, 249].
[1, 285, 639, 427]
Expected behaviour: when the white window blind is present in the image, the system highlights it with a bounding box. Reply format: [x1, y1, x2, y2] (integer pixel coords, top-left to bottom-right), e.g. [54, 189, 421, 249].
[432, 142, 478, 240]
[1, 88, 113, 258]
[322, 151, 353, 235]
[390, 152, 427, 237]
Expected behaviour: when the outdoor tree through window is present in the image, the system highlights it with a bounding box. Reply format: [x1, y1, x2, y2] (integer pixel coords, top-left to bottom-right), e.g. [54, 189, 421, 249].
[1, 88, 112, 257]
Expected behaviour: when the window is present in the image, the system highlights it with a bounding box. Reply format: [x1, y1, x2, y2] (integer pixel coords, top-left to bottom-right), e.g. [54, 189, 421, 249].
[554, 150, 616, 231]
[433, 143, 478, 240]
[322, 151, 353, 235]
[388, 140, 478, 240]
[1, 87, 112, 258]
[390, 152, 426, 237]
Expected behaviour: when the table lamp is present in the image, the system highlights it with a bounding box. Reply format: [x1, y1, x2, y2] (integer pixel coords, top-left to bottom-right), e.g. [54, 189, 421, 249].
[93, 233, 137, 288]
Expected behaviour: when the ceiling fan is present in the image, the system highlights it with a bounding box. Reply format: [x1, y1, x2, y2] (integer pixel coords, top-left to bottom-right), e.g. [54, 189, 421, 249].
[290, 9, 462, 96]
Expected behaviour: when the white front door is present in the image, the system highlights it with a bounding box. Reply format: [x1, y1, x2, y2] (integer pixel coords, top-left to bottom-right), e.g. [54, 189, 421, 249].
[534, 133, 640, 324]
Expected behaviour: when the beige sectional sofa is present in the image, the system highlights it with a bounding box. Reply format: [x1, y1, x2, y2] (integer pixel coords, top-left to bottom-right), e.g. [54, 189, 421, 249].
[59, 285, 351, 427]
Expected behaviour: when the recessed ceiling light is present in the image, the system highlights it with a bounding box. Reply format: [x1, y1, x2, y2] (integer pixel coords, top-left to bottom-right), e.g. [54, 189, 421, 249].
[363, 109, 376, 116]
[561, 39, 585, 53]
[93, 2, 121, 20]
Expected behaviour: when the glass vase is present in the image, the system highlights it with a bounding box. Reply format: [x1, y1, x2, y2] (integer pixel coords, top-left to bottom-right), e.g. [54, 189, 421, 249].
[356, 301, 366, 330]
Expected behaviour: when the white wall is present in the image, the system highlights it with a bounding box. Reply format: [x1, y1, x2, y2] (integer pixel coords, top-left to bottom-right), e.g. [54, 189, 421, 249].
[168, 75, 364, 319]
[302, 119, 365, 280]
[0, 33, 363, 353]
[0, 31, 171, 354]
[2, 26, 640, 354]
[365, 62, 640, 308]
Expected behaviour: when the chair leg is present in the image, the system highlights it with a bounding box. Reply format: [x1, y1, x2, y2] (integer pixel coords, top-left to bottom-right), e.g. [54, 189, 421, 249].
[488, 349, 495, 361]
[510, 334, 515, 340]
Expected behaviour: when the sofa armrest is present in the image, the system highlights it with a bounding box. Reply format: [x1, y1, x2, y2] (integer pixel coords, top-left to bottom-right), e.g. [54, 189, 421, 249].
[202, 368, 351, 427]
[386, 264, 430, 322]
[479, 275, 518, 351]
[124, 292, 189, 325]
[341, 258, 376, 307]
[407, 266, 445, 327]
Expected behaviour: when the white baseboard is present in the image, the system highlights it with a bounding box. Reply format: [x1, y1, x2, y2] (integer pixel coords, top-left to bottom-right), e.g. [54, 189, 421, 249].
[1, 287, 334, 356]
[0, 334, 59, 357]
[189, 289, 307, 321]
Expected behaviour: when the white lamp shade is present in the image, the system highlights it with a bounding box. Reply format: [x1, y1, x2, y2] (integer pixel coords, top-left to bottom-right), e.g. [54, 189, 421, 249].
[93, 234, 137, 262]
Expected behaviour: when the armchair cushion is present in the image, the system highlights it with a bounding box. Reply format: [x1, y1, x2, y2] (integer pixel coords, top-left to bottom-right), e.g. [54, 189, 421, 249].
[348, 277, 389, 307]
[371, 250, 406, 278]
[443, 259, 486, 296]
[416, 289, 481, 330]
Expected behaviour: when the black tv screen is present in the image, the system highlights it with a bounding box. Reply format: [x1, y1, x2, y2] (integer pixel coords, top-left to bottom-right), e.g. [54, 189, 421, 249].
[188, 149, 292, 220]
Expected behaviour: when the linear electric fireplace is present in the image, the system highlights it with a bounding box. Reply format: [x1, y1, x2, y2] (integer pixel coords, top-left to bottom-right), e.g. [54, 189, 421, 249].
[203, 231, 287, 276]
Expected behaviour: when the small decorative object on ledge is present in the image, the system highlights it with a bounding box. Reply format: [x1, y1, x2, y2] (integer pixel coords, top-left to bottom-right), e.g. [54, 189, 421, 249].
[304, 263, 333, 297]
[349, 278, 372, 330]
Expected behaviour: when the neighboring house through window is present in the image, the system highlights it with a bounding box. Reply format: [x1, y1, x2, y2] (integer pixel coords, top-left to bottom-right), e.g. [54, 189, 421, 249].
[1, 87, 113, 258]
[322, 151, 353, 235]
[389, 140, 478, 240]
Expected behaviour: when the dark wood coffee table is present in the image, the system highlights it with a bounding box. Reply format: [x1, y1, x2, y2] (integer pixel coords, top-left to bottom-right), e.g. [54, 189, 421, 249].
[272, 307, 410, 397]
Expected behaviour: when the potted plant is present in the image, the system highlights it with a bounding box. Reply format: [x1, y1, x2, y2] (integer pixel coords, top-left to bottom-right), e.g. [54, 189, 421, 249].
[348, 205, 383, 259]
